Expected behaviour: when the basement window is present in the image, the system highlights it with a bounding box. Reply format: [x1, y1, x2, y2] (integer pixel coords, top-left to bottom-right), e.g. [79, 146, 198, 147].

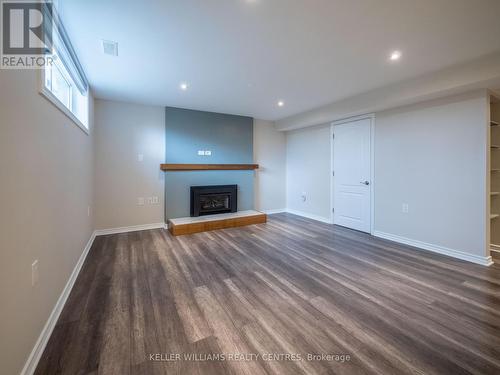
[40, 7, 89, 133]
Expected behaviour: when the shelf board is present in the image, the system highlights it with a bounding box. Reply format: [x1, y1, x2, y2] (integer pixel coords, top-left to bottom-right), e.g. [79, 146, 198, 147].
[491, 121, 500, 127]
[492, 145, 500, 149]
[161, 163, 259, 171]
[492, 169, 500, 172]
[491, 214, 500, 220]
[491, 192, 500, 196]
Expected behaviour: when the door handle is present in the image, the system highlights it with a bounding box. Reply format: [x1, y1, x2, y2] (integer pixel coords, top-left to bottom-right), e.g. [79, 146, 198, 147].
[360, 181, 370, 185]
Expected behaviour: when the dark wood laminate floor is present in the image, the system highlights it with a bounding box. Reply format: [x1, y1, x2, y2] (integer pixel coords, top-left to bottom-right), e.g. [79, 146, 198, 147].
[35, 213, 500, 375]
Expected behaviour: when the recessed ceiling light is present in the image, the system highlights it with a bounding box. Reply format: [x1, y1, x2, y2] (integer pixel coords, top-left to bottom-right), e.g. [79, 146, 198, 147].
[180, 82, 189, 91]
[390, 50, 402, 61]
[278, 100, 284, 107]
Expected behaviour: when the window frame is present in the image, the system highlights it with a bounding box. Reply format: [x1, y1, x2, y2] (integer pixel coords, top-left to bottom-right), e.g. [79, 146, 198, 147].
[38, 5, 90, 135]
[39, 67, 90, 135]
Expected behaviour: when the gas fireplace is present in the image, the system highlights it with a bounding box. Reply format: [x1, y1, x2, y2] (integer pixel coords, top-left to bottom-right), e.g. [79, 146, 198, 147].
[190, 185, 237, 217]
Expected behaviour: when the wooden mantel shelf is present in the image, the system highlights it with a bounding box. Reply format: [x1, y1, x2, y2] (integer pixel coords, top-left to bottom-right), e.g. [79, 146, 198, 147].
[160, 163, 259, 171]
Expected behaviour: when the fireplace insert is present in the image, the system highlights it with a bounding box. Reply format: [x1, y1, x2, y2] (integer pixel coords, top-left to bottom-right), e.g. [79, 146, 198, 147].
[190, 185, 237, 217]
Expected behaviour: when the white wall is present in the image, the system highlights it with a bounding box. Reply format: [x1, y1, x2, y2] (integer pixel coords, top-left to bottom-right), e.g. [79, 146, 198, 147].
[0, 70, 95, 375]
[286, 124, 332, 222]
[374, 92, 489, 258]
[253, 119, 286, 212]
[282, 91, 490, 262]
[94, 100, 165, 230]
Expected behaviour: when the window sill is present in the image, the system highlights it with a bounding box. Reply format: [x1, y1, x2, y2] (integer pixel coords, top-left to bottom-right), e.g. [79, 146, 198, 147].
[39, 85, 89, 135]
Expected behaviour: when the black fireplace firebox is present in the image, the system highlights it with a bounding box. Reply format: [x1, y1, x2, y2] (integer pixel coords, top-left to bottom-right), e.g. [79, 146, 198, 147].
[190, 185, 237, 217]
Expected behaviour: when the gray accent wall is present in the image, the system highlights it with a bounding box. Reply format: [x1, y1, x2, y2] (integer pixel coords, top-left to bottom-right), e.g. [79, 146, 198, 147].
[165, 107, 254, 219]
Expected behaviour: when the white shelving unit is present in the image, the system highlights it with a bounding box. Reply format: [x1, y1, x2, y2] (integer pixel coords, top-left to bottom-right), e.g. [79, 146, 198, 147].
[490, 93, 500, 253]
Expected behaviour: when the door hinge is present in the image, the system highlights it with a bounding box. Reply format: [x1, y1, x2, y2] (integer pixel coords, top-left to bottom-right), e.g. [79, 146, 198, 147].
[332, 171, 335, 176]
[332, 133, 335, 139]
[332, 207, 335, 213]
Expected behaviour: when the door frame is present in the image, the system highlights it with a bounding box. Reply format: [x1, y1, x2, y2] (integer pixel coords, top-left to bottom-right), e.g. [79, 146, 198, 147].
[330, 114, 375, 234]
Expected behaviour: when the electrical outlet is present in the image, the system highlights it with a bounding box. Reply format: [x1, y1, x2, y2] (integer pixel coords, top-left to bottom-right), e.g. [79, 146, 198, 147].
[137, 153, 144, 162]
[138, 197, 145, 206]
[198, 150, 205, 156]
[32, 260, 39, 287]
[146, 197, 154, 205]
[152, 196, 159, 204]
[402, 203, 409, 213]
[205, 150, 212, 156]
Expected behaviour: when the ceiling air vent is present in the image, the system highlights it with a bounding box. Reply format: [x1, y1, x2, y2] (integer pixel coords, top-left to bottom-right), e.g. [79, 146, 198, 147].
[101, 40, 118, 56]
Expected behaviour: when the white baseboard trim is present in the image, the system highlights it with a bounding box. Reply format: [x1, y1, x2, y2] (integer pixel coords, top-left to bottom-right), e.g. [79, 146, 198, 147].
[374, 231, 493, 266]
[285, 209, 333, 224]
[94, 222, 167, 236]
[21, 231, 97, 375]
[261, 208, 287, 215]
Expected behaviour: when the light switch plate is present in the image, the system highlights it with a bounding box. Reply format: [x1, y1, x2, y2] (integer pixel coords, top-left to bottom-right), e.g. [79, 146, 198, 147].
[198, 150, 205, 156]
[205, 150, 212, 156]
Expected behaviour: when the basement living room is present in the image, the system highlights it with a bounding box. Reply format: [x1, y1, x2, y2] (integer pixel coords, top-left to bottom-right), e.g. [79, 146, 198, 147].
[2, 1, 500, 374]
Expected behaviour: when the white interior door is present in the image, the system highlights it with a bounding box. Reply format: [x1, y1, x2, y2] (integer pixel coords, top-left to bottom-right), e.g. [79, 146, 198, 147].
[333, 118, 371, 233]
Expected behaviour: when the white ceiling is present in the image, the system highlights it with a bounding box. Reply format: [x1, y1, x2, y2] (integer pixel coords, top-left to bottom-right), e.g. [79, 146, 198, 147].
[59, 0, 500, 120]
